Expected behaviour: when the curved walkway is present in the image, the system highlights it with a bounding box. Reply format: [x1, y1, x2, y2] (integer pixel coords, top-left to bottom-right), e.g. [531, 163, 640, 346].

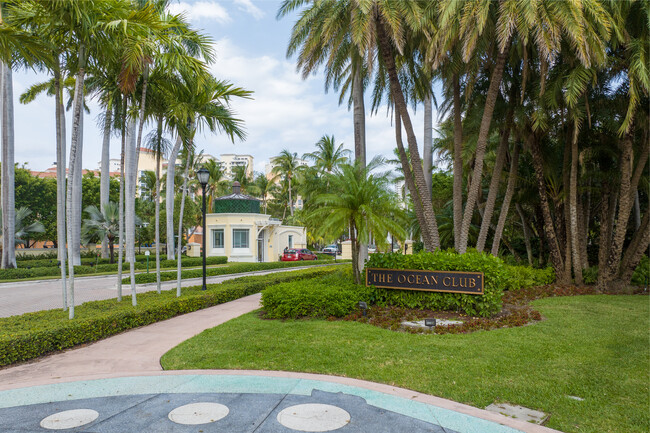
[0, 294, 562, 433]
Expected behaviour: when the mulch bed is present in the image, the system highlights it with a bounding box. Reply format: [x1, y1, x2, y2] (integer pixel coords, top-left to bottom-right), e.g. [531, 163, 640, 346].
[339, 284, 648, 334]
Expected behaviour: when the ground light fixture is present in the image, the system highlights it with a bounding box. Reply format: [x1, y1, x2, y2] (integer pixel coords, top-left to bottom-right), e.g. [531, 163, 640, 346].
[424, 318, 436, 329]
[144, 250, 150, 273]
[358, 301, 368, 317]
[196, 167, 210, 291]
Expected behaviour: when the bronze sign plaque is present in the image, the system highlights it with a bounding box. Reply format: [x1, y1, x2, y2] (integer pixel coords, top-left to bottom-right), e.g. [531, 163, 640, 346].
[365, 268, 484, 295]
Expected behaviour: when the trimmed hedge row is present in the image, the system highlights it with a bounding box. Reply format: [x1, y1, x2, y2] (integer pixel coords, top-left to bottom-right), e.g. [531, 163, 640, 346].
[1, 256, 228, 281]
[0, 266, 340, 367]
[123, 259, 346, 284]
[365, 251, 504, 317]
[365, 251, 557, 317]
[262, 267, 367, 319]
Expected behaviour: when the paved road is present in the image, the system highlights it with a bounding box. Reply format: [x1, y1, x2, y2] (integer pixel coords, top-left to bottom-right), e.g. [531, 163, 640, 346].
[0, 264, 337, 318]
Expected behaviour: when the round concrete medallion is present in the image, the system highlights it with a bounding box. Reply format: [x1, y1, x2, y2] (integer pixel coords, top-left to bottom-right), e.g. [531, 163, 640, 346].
[168, 402, 229, 425]
[40, 409, 99, 430]
[277, 403, 350, 432]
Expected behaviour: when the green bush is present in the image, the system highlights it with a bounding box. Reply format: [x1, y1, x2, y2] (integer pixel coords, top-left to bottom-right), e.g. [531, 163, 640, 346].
[262, 268, 368, 319]
[124, 259, 344, 284]
[632, 255, 649, 286]
[364, 251, 506, 317]
[0, 266, 339, 367]
[501, 265, 555, 290]
[314, 253, 335, 260]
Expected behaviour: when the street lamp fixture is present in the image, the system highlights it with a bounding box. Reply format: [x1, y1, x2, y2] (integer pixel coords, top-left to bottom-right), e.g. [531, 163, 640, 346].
[197, 167, 210, 291]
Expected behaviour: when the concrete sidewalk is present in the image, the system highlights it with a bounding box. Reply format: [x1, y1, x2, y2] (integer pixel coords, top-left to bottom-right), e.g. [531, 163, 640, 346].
[0, 293, 562, 433]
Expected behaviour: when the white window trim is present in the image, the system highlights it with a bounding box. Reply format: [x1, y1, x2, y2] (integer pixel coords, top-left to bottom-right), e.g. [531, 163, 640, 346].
[208, 224, 226, 254]
[231, 225, 251, 255]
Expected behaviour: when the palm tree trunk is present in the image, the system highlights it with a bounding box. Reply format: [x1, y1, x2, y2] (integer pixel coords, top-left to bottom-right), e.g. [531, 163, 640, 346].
[452, 74, 463, 250]
[618, 211, 649, 284]
[166, 135, 182, 260]
[155, 151, 161, 294]
[491, 140, 520, 256]
[515, 203, 533, 266]
[376, 18, 440, 251]
[605, 132, 647, 280]
[394, 110, 432, 247]
[352, 66, 366, 168]
[288, 176, 293, 217]
[423, 92, 433, 195]
[66, 44, 87, 319]
[569, 121, 583, 284]
[1, 63, 16, 269]
[100, 103, 112, 259]
[530, 134, 569, 284]
[116, 97, 127, 302]
[72, 111, 83, 266]
[353, 68, 368, 267]
[134, 67, 148, 171]
[458, 41, 511, 254]
[176, 153, 191, 297]
[125, 117, 137, 306]
[54, 64, 67, 309]
[350, 219, 359, 284]
[476, 113, 512, 252]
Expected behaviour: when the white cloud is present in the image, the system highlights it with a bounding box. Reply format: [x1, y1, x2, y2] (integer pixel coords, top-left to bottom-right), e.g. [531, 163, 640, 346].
[233, 0, 265, 20]
[167, 1, 231, 24]
[193, 37, 437, 175]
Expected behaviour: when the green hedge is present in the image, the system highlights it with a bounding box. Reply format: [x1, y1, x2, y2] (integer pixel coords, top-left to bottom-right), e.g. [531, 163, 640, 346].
[364, 251, 507, 317]
[123, 259, 346, 284]
[501, 265, 555, 290]
[262, 267, 368, 319]
[1, 256, 228, 281]
[0, 266, 339, 367]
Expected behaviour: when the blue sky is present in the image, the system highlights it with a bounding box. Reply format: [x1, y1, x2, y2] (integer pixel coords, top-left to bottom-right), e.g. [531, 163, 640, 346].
[13, 0, 434, 173]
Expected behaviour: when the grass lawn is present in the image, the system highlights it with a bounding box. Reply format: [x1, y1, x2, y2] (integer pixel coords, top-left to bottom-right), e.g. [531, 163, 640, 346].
[161, 294, 649, 433]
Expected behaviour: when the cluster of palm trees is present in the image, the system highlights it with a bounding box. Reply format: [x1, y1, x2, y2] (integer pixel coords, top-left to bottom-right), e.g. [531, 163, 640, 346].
[1, 0, 249, 318]
[281, 0, 648, 290]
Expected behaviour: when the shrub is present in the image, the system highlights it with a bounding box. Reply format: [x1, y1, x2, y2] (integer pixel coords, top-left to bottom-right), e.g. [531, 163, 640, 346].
[314, 253, 335, 261]
[262, 268, 368, 319]
[501, 265, 555, 290]
[632, 255, 649, 287]
[0, 266, 339, 367]
[364, 251, 506, 317]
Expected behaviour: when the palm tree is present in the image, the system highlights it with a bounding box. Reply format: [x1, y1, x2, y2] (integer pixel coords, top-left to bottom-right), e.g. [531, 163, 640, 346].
[0, 207, 45, 247]
[81, 202, 120, 264]
[303, 135, 350, 175]
[252, 173, 276, 213]
[201, 158, 228, 210]
[271, 150, 300, 218]
[166, 72, 250, 296]
[310, 159, 407, 284]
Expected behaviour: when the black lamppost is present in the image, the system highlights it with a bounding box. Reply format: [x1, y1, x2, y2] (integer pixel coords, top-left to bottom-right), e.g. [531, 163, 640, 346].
[196, 167, 210, 291]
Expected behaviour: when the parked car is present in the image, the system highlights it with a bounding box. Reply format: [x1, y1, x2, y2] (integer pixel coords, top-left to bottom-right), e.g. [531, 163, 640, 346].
[281, 248, 317, 261]
[322, 245, 338, 256]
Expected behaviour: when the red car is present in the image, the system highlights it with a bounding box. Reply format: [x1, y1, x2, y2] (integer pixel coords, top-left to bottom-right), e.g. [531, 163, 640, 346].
[281, 248, 317, 261]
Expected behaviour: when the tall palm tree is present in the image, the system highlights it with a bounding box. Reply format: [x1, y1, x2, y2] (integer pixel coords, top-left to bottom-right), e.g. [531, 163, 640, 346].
[166, 72, 250, 296]
[0, 2, 47, 270]
[271, 150, 300, 218]
[310, 159, 407, 283]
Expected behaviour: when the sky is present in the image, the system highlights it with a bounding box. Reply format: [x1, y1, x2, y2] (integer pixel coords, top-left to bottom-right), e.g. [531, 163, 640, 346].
[12, 0, 436, 174]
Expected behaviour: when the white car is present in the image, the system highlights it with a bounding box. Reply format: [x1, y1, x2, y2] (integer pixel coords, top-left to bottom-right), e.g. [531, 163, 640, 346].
[322, 246, 337, 256]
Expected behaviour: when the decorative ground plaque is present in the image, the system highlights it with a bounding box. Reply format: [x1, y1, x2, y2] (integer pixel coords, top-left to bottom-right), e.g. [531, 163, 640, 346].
[365, 268, 484, 295]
